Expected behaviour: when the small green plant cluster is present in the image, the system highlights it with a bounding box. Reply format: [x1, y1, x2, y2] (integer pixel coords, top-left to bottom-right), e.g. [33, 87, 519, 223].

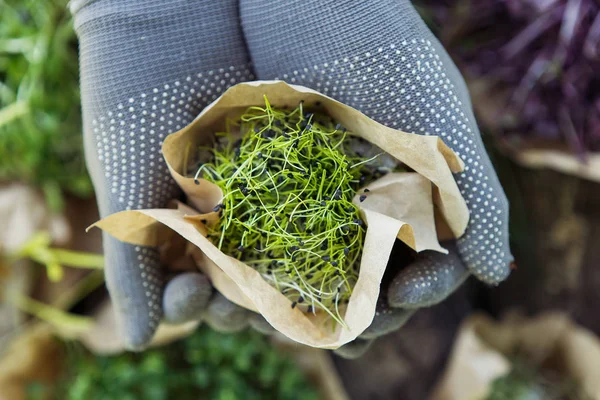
[486, 358, 591, 400]
[192, 98, 385, 325]
[0, 0, 92, 210]
[27, 326, 319, 400]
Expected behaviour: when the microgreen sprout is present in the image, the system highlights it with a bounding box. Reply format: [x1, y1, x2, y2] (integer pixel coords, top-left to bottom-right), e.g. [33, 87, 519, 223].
[189, 97, 391, 326]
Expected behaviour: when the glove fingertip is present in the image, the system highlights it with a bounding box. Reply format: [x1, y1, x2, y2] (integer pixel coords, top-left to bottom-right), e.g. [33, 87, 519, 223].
[334, 339, 374, 359]
[360, 307, 415, 340]
[204, 292, 250, 333]
[116, 306, 160, 352]
[103, 239, 164, 352]
[249, 314, 275, 335]
[468, 260, 512, 285]
[163, 272, 213, 324]
[388, 249, 469, 308]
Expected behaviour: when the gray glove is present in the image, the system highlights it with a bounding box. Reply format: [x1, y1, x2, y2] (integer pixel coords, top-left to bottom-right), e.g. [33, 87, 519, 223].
[239, 0, 513, 357]
[71, 0, 255, 349]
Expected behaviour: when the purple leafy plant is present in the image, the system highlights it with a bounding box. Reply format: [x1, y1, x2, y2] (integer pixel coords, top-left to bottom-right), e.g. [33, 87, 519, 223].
[419, 0, 600, 154]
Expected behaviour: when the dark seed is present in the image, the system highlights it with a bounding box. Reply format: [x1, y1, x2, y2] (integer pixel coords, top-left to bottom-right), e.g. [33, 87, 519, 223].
[354, 218, 363, 226]
[298, 297, 305, 303]
[201, 219, 207, 224]
[322, 255, 330, 262]
[306, 274, 313, 279]
[344, 247, 350, 256]
[320, 201, 326, 206]
[359, 194, 367, 202]
[290, 245, 299, 252]
[364, 188, 370, 193]
[331, 261, 338, 267]
[307, 305, 313, 313]
[194, 179, 200, 185]
[291, 302, 297, 309]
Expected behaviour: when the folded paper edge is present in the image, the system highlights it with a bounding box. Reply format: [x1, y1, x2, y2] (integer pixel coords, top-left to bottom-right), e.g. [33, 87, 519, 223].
[169, 80, 469, 238]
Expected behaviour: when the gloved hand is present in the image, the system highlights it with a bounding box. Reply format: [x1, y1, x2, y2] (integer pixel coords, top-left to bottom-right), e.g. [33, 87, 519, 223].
[73, 0, 513, 354]
[239, 0, 513, 358]
[71, 0, 256, 350]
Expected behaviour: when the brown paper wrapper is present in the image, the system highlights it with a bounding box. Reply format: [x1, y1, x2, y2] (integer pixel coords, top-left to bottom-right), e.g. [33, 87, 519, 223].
[432, 312, 600, 400]
[91, 81, 469, 349]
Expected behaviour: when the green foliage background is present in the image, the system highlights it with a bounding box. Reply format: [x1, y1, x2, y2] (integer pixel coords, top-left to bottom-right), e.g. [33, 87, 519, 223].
[0, 0, 92, 211]
[3, 2, 319, 399]
[27, 326, 319, 400]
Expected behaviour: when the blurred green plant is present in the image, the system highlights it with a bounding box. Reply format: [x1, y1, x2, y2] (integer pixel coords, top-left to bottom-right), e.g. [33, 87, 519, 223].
[27, 326, 320, 400]
[0, 0, 92, 211]
[11, 231, 104, 282]
[487, 358, 591, 400]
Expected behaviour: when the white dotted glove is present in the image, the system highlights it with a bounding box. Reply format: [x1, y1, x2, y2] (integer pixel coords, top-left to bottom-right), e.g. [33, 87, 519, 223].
[72, 0, 255, 349]
[240, 0, 513, 358]
[73, 0, 513, 353]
